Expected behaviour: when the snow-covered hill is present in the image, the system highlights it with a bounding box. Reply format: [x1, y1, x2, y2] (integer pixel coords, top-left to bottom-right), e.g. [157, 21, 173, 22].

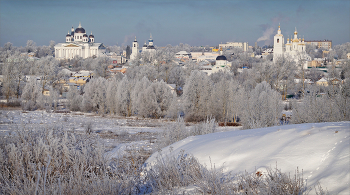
[146, 122, 350, 194]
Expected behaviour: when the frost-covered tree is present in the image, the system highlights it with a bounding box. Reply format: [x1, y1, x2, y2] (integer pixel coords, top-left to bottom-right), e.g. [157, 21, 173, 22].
[182, 70, 213, 122]
[105, 77, 118, 115]
[34, 56, 59, 93]
[138, 80, 174, 118]
[239, 81, 283, 129]
[131, 76, 151, 115]
[67, 87, 82, 111]
[116, 77, 134, 117]
[168, 65, 185, 91]
[25, 40, 37, 53]
[333, 42, 350, 59]
[21, 78, 43, 110]
[166, 96, 182, 119]
[82, 77, 107, 113]
[136, 65, 157, 81]
[1, 58, 16, 102]
[91, 57, 110, 78]
[210, 77, 232, 122]
[292, 83, 350, 123]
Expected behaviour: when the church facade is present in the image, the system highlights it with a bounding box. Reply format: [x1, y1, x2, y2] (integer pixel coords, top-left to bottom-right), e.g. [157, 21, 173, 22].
[273, 25, 311, 69]
[54, 22, 106, 60]
[130, 34, 156, 61]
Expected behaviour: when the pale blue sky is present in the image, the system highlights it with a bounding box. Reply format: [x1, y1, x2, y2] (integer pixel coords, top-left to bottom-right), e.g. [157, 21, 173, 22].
[0, 0, 349, 47]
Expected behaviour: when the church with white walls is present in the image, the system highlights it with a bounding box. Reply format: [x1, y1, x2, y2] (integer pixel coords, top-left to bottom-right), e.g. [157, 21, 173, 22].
[273, 24, 311, 69]
[130, 34, 156, 61]
[54, 22, 106, 60]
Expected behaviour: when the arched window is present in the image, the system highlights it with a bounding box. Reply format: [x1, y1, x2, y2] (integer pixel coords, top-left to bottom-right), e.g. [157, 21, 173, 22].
[277, 39, 279, 43]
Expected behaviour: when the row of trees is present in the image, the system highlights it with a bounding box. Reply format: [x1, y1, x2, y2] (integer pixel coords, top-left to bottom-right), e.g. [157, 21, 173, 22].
[57, 69, 285, 129]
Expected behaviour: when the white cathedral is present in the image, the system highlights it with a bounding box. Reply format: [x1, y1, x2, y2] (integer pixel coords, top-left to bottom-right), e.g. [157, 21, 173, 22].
[54, 22, 106, 60]
[273, 24, 311, 69]
[130, 34, 156, 61]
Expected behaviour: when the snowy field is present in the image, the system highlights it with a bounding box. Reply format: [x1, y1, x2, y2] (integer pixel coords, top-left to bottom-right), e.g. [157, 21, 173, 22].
[146, 121, 350, 194]
[2, 109, 348, 194]
[0, 109, 168, 158]
[0, 109, 240, 160]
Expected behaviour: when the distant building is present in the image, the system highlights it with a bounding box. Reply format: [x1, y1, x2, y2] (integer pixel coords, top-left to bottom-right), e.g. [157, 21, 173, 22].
[219, 42, 249, 51]
[262, 48, 273, 56]
[54, 22, 106, 60]
[130, 37, 139, 60]
[273, 24, 311, 69]
[191, 52, 218, 62]
[316, 78, 328, 86]
[311, 58, 326, 67]
[130, 34, 156, 61]
[211, 48, 231, 74]
[305, 40, 332, 49]
[175, 51, 192, 59]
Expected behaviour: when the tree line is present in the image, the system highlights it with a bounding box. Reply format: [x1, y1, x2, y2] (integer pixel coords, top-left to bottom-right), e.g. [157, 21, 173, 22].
[1, 41, 350, 129]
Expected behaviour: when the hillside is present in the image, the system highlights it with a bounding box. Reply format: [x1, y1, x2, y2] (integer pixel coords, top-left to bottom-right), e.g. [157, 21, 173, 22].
[146, 122, 350, 194]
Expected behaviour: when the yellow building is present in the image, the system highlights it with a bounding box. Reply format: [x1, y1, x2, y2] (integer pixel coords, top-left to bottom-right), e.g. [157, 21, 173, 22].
[316, 78, 328, 86]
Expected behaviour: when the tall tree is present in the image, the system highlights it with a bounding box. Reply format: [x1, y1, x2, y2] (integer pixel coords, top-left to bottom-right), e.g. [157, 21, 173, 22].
[239, 81, 282, 129]
[116, 77, 134, 117]
[182, 70, 212, 122]
[21, 78, 43, 110]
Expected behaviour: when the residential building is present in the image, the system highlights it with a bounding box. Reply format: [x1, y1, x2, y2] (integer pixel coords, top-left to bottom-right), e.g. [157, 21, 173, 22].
[219, 42, 249, 51]
[305, 40, 332, 49]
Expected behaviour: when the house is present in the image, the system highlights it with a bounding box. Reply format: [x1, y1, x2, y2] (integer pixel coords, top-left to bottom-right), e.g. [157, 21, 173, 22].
[316, 78, 328, 86]
[110, 67, 127, 74]
[311, 58, 326, 67]
[330, 78, 341, 86]
[43, 89, 50, 96]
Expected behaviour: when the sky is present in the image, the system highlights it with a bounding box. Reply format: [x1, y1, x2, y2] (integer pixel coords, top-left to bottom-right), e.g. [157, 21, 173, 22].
[0, 0, 349, 47]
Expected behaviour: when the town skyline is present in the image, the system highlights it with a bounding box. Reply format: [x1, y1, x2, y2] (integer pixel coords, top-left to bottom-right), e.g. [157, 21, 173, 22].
[1, 0, 349, 47]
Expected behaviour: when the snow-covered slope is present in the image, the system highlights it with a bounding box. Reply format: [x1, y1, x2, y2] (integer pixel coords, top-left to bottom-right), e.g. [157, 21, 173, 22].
[146, 122, 350, 194]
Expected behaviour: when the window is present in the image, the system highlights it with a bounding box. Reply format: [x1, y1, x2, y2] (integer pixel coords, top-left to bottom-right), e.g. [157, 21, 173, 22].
[277, 39, 279, 43]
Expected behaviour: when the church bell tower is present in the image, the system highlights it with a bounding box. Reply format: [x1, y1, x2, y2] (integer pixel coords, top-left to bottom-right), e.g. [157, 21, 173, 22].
[273, 24, 285, 62]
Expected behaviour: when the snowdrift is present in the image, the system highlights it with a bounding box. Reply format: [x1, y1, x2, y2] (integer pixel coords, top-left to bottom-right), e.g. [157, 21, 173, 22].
[146, 122, 350, 194]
